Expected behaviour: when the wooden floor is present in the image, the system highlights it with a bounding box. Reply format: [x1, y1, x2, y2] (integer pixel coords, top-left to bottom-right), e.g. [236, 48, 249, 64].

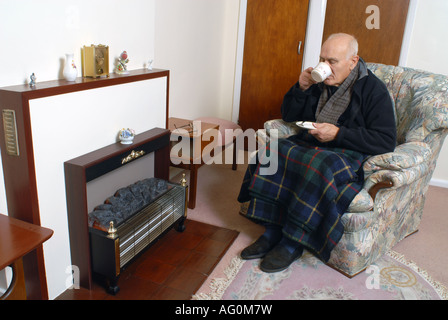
[55, 220, 238, 300]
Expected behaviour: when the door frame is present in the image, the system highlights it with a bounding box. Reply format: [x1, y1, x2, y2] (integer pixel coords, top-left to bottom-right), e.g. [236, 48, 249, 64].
[231, 0, 418, 123]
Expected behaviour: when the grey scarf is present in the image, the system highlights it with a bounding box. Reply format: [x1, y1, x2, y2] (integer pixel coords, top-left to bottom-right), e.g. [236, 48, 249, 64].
[315, 58, 368, 125]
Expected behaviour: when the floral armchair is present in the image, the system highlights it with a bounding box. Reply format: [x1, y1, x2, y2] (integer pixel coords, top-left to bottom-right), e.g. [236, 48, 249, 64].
[244, 63, 448, 277]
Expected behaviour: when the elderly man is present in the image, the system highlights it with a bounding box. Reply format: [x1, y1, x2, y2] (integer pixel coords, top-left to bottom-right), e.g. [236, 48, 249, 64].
[237, 33, 396, 273]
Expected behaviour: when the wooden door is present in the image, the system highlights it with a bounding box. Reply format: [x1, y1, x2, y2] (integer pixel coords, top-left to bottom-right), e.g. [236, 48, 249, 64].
[238, 0, 310, 131]
[322, 0, 410, 65]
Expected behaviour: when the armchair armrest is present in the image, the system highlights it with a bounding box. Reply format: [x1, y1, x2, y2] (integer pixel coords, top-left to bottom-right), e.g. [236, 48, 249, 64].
[363, 141, 432, 174]
[264, 119, 301, 139]
[363, 162, 431, 200]
[362, 141, 432, 200]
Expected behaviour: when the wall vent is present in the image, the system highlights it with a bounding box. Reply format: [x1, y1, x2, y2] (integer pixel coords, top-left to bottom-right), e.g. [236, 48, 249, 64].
[2, 110, 19, 156]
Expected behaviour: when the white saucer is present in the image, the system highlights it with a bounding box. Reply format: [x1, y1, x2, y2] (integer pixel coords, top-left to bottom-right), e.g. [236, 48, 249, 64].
[296, 121, 316, 130]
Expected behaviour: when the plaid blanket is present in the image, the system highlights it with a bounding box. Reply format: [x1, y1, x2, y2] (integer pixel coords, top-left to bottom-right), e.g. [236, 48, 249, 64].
[238, 136, 367, 262]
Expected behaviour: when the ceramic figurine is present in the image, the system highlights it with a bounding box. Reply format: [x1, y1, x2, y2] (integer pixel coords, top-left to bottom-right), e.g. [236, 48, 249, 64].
[115, 51, 129, 74]
[119, 128, 135, 144]
[29, 73, 36, 86]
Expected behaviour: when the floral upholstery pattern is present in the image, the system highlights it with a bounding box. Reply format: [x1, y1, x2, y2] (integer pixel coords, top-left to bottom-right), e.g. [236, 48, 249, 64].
[246, 63, 448, 277]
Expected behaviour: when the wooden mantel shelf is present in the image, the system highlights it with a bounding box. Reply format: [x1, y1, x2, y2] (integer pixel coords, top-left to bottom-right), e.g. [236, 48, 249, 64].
[0, 68, 169, 99]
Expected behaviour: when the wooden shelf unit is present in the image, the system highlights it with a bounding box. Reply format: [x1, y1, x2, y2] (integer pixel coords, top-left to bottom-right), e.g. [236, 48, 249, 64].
[0, 69, 170, 299]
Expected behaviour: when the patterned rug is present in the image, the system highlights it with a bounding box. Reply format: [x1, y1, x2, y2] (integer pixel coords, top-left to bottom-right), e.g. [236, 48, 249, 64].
[194, 250, 448, 300]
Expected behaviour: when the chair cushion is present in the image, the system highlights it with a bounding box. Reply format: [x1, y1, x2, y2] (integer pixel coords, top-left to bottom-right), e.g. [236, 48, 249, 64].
[194, 117, 242, 147]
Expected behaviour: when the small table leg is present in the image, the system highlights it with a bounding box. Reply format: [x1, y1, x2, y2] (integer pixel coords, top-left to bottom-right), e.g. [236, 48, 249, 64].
[188, 165, 198, 209]
[1, 258, 27, 300]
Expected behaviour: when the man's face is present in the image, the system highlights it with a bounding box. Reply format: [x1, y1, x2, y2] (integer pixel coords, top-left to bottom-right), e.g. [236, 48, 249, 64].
[319, 38, 359, 87]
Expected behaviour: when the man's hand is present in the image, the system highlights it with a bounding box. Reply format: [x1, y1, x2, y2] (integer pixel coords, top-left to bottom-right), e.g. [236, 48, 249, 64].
[299, 67, 316, 91]
[309, 123, 340, 143]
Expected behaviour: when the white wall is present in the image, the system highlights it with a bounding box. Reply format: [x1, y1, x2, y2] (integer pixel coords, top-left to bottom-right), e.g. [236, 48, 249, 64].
[404, 0, 448, 187]
[0, 0, 155, 87]
[154, 0, 240, 121]
[405, 0, 448, 75]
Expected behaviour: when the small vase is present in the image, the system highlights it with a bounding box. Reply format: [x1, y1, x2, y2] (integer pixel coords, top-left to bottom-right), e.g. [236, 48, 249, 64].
[63, 53, 78, 81]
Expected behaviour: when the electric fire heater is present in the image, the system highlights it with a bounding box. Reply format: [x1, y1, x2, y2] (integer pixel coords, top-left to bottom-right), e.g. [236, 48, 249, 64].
[88, 177, 187, 294]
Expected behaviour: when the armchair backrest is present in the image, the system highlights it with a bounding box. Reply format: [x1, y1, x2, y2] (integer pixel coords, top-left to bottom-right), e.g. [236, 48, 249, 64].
[367, 63, 448, 145]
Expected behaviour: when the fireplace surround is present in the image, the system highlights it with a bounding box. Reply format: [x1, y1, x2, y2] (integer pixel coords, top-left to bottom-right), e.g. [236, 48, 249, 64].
[0, 69, 169, 299]
[64, 128, 182, 291]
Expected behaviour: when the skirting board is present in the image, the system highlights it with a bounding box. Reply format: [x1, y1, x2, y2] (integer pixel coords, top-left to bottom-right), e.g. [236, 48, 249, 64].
[430, 179, 448, 189]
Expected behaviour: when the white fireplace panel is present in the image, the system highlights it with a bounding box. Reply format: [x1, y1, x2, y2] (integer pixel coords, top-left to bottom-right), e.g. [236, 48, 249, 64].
[28, 76, 167, 299]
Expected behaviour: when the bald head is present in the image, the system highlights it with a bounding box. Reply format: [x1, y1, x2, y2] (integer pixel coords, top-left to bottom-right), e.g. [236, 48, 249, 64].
[325, 33, 358, 59]
[319, 33, 360, 86]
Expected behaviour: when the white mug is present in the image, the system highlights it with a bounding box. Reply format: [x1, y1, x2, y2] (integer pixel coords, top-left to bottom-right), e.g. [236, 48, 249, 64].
[311, 62, 332, 83]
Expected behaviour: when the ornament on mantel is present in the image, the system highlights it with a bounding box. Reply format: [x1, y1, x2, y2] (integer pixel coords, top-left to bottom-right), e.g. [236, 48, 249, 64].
[29, 73, 36, 86]
[63, 53, 78, 81]
[118, 128, 135, 144]
[147, 59, 153, 71]
[115, 51, 129, 74]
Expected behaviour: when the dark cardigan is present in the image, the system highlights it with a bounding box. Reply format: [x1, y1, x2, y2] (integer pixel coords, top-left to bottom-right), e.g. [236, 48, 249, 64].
[281, 69, 397, 156]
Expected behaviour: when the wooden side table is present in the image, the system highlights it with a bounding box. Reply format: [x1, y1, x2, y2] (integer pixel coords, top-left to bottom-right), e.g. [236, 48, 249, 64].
[0, 214, 53, 300]
[169, 117, 219, 209]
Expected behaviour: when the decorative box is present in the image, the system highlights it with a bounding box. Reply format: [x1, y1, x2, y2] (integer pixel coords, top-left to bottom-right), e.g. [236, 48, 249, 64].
[81, 44, 109, 78]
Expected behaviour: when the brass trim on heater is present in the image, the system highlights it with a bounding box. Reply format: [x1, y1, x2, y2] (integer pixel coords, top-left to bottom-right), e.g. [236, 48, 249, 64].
[107, 221, 118, 239]
[114, 238, 120, 277]
[2, 110, 20, 156]
[180, 173, 188, 218]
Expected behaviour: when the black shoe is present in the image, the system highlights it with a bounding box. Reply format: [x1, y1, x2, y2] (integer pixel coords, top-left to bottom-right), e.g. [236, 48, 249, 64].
[259, 243, 303, 273]
[240, 235, 279, 260]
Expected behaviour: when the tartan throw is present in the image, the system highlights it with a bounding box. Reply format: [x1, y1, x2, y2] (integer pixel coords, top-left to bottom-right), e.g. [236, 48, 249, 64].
[238, 136, 367, 262]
